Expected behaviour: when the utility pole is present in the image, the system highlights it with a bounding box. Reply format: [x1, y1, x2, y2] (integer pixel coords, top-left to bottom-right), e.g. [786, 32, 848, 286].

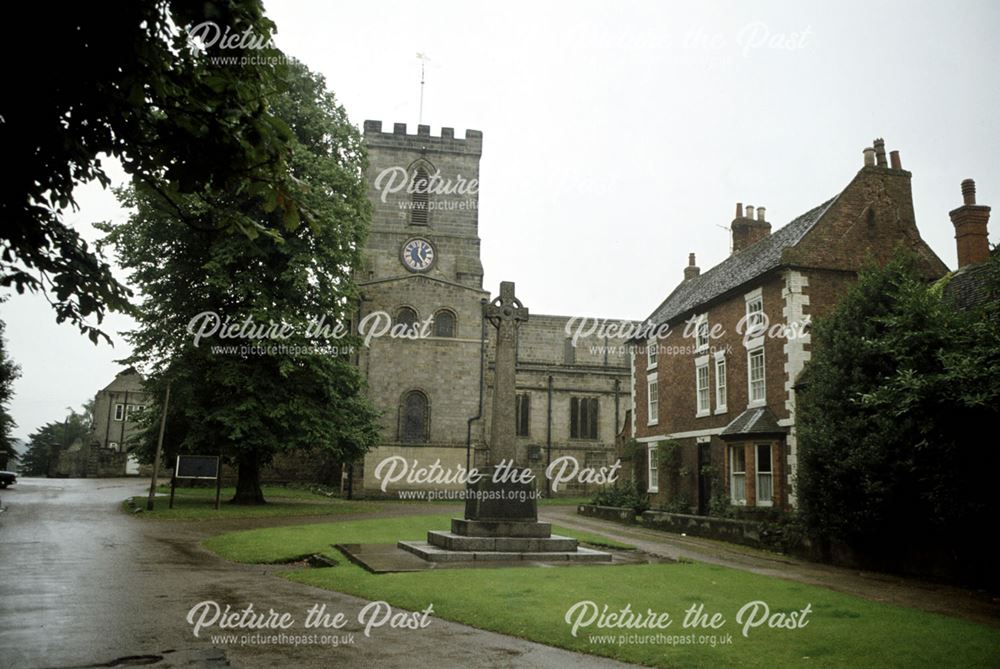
[146, 381, 171, 511]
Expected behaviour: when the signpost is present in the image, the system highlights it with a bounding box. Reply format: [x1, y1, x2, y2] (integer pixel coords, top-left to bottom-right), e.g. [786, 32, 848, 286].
[170, 455, 222, 510]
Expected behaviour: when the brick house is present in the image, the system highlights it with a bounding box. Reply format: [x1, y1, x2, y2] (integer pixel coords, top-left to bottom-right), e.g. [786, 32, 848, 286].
[630, 139, 949, 514]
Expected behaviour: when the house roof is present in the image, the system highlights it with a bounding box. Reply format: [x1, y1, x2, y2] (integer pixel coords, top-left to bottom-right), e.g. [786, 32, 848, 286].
[647, 196, 839, 326]
[720, 406, 787, 438]
[943, 258, 995, 310]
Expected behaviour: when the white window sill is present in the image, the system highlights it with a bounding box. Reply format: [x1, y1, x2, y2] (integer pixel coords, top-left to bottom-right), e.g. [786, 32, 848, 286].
[696, 409, 710, 418]
[756, 501, 773, 508]
[646, 363, 658, 371]
[744, 336, 765, 350]
[714, 406, 728, 415]
[647, 419, 658, 427]
[648, 486, 659, 494]
[730, 500, 746, 506]
[748, 399, 767, 408]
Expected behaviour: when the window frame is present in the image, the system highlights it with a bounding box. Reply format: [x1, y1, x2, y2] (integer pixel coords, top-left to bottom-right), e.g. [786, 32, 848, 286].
[432, 309, 456, 338]
[695, 355, 710, 417]
[646, 338, 658, 370]
[399, 390, 430, 444]
[714, 351, 728, 414]
[695, 314, 709, 352]
[755, 443, 774, 507]
[114, 403, 125, 421]
[647, 443, 659, 493]
[516, 393, 531, 437]
[748, 346, 766, 406]
[570, 396, 599, 440]
[744, 288, 765, 338]
[729, 445, 747, 505]
[646, 373, 658, 426]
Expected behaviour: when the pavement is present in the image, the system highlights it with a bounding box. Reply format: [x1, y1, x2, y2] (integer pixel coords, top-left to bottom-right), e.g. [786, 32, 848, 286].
[0, 478, 639, 669]
[1, 478, 997, 669]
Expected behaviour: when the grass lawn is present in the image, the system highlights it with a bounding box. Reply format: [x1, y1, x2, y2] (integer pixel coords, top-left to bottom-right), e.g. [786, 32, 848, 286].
[126, 485, 377, 520]
[203, 516, 1000, 668]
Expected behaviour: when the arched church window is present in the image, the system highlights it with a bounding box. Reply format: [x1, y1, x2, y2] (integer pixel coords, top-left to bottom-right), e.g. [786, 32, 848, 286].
[396, 307, 418, 333]
[411, 167, 429, 225]
[433, 309, 456, 337]
[400, 390, 429, 443]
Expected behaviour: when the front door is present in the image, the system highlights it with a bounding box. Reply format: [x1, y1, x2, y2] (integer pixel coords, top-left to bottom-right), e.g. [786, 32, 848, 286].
[697, 443, 712, 515]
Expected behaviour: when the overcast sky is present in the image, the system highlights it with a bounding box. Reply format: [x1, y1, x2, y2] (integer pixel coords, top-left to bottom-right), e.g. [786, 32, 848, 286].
[3, 0, 998, 441]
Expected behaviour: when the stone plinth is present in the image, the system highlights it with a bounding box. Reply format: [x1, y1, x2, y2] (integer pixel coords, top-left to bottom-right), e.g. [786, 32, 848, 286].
[397, 540, 613, 563]
[451, 518, 552, 537]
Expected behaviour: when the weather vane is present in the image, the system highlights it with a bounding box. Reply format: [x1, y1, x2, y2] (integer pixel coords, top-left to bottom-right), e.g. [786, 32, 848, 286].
[416, 52, 430, 125]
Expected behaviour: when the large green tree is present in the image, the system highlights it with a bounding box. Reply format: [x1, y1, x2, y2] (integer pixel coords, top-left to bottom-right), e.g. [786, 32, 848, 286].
[0, 316, 20, 469]
[103, 60, 379, 504]
[1, 1, 300, 342]
[19, 406, 93, 477]
[797, 250, 1000, 583]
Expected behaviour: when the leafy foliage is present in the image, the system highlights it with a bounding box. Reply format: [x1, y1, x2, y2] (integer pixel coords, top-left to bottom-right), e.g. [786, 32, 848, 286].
[591, 480, 650, 515]
[102, 60, 379, 504]
[1, 1, 299, 342]
[0, 316, 20, 467]
[797, 249, 1000, 580]
[19, 406, 93, 477]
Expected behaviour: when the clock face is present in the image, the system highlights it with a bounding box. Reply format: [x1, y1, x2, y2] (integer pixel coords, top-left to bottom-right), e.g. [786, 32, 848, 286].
[401, 238, 436, 272]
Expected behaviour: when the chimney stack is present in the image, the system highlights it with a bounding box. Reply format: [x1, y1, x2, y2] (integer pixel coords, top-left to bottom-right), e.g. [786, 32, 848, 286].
[684, 253, 701, 281]
[863, 147, 875, 167]
[950, 179, 991, 268]
[874, 138, 888, 167]
[731, 202, 772, 254]
[889, 150, 902, 170]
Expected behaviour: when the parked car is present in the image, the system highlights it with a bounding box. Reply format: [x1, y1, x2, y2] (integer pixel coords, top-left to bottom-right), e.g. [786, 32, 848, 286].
[0, 471, 16, 488]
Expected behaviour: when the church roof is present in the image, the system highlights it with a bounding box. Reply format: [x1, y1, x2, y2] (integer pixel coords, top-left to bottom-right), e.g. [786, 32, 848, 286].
[647, 196, 839, 326]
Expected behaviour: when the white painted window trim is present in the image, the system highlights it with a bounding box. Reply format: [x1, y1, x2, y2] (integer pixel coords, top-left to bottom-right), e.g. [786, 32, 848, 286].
[646, 372, 658, 426]
[755, 443, 774, 507]
[646, 338, 658, 370]
[114, 403, 125, 421]
[647, 443, 659, 493]
[714, 352, 728, 414]
[747, 346, 766, 407]
[730, 445, 747, 506]
[744, 288, 765, 339]
[695, 355, 710, 417]
[694, 313, 709, 353]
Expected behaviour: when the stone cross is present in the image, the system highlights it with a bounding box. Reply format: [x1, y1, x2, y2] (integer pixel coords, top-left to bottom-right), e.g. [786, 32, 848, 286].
[486, 281, 528, 465]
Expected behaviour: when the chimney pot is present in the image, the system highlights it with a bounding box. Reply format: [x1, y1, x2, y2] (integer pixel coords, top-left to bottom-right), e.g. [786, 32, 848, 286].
[873, 138, 888, 167]
[757, 206, 766, 222]
[889, 150, 902, 170]
[863, 147, 876, 167]
[961, 179, 977, 205]
[746, 205, 755, 220]
[736, 202, 743, 218]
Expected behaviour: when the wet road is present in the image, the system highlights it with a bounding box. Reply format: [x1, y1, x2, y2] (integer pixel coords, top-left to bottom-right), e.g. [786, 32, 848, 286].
[0, 478, 636, 669]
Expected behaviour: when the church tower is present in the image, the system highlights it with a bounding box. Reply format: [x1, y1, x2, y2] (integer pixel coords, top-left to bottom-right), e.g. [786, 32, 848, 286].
[356, 122, 488, 492]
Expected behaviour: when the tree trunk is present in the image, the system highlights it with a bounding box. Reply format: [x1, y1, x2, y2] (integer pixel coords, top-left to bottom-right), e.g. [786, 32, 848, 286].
[231, 449, 266, 505]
